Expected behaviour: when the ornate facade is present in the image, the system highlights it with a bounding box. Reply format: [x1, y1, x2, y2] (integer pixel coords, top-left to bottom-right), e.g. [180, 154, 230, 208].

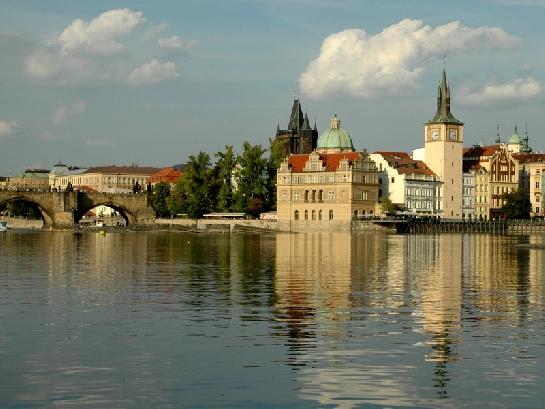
[277, 115, 379, 231]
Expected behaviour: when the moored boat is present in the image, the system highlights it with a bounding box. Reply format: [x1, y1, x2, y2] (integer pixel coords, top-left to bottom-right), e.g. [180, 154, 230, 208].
[0, 221, 8, 232]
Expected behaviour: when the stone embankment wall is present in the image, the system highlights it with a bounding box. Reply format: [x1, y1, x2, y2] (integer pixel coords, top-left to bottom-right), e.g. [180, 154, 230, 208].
[1, 217, 43, 229]
[157, 218, 391, 233]
[155, 218, 278, 232]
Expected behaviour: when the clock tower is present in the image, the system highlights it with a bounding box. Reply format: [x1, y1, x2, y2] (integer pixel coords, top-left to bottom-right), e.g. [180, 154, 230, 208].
[424, 68, 464, 219]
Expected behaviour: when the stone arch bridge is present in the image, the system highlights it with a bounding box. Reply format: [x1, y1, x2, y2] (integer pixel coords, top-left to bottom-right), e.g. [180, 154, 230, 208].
[0, 191, 156, 229]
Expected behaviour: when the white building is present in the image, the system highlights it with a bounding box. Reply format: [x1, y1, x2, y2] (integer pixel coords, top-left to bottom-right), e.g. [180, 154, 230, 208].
[370, 152, 441, 216]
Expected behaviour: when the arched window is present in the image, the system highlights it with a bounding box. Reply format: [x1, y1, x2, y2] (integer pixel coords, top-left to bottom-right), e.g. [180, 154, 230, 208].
[294, 210, 299, 220]
[329, 210, 334, 220]
[318, 210, 322, 220]
[304, 210, 309, 220]
[312, 210, 316, 220]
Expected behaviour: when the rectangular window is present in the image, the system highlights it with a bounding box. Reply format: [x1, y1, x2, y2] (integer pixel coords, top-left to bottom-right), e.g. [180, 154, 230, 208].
[391, 177, 395, 183]
[328, 191, 335, 200]
[293, 192, 300, 201]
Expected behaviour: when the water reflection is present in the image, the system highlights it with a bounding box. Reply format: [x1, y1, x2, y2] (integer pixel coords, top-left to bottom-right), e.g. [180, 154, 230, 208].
[274, 232, 545, 407]
[1, 231, 545, 407]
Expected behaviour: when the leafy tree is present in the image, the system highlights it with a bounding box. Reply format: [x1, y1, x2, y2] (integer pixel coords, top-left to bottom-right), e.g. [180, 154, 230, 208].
[215, 145, 236, 212]
[150, 182, 172, 218]
[265, 138, 285, 211]
[380, 197, 397, 216]
[173, 152, 215, 219]
[234, 141, 267, 215]
[501, 188, 531, 219]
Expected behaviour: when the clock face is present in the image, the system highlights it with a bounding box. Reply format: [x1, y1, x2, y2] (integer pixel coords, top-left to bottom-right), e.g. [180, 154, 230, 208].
[449, 129, 457, 141]
[431, 129, 439, 140]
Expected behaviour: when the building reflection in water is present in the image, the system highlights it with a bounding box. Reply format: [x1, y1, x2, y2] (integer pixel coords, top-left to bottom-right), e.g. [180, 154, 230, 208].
[274, 231, 542, 407]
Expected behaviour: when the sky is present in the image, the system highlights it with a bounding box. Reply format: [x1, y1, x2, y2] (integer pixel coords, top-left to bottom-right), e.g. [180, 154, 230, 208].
[1, 0, 545, 175]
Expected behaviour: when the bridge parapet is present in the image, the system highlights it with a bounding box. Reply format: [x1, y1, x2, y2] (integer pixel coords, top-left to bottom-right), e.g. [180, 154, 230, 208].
[0, 190, 155, 229]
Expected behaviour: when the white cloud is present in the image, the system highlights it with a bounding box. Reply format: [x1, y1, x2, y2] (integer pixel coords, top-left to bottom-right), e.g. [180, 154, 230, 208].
[0, 120, 18, 137]
[300, 19, 518, 99]
[458, 77, 542, 105]
[158, 35, 198, 50]
[51, 101, 87, 125]
[57, 9, 144, 55]
[24, 9, 144, 85]
[143, 22, 168, 40]
[129, 59, 180, 85]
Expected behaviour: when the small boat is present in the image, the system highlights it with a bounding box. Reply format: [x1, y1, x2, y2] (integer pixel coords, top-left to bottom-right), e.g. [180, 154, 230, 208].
[0, 221, 7, 232]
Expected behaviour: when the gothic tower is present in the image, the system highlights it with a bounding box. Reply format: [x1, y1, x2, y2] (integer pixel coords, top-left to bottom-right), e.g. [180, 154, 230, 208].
[424, 69, 464, 219]
[275, 96, 318, 157]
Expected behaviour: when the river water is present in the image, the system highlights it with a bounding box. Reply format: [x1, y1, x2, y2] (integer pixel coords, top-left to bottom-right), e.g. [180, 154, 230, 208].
[1, 231, 544, 408]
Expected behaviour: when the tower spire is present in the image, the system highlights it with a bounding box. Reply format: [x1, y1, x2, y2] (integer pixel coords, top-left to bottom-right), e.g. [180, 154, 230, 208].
[495, 124, 501, 144]
[428, 66, 462, 124]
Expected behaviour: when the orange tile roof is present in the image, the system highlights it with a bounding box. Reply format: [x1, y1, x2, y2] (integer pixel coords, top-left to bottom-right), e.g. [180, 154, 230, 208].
[149, 167, 182, 183]
[287, 152, 362, 172]
[463, 145, 499, 158]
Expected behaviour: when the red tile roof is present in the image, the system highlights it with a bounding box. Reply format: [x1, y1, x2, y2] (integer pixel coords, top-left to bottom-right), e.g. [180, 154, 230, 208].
[372, 151, 436, 176]
[513, 153, 545, 164]
[149, 167, 182, 183]
[463, 145, 499, 158]
[84, 165, 161, 175]
[288, 152, 362, 173]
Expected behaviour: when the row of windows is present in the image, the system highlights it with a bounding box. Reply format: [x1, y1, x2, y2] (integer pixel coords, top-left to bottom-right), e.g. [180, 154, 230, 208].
[294, 209, 334, 221]
[282, 174, 376, 184]
[406, 188, 434, 197]
[406, 200, 434, 210]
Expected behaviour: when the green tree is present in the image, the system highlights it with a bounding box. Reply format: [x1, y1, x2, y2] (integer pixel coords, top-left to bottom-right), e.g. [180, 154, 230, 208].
[501, 188, 531, 219]
[150, 182, 172, 218]
[234, 141, 267, 215]
[174, 152, 215, 219]
[265, 138, 285, 211]
[380, 197, 397, 216]
[215, 145, 236, 212]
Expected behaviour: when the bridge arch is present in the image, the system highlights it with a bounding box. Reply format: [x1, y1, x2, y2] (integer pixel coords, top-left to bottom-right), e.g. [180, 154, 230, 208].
[74, 201, 137, 226]
[0, 196, 54, 228]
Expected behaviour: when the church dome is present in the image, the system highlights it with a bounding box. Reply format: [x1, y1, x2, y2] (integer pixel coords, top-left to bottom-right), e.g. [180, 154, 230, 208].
[316, 114, 354, 152]
[508, 126, 523, 145]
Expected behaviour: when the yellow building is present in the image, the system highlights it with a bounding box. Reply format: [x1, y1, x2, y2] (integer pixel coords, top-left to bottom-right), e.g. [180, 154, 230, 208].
[51, 164, 161, 193]
[515, 154, 545, 217]
[424, 69, 464, 219]
[276, 114, 379, 231]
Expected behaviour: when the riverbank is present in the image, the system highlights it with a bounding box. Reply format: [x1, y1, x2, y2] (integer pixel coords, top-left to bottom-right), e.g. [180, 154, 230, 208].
[0, 217, 43, 229]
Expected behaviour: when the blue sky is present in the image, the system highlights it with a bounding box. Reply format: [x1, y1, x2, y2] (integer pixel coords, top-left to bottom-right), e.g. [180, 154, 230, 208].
[1, 0, 544, 175]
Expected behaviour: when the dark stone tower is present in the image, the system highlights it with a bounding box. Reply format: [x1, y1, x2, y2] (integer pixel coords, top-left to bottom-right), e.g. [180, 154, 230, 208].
[275, 97, 318, 156]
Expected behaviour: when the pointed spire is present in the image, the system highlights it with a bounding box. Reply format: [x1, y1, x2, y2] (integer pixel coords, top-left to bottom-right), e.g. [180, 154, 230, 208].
[288, 97, 304, 131]
[302, 113, 311, 130]
[428, 67, 462, 124]
[522, 121, 532, 152]
[277, 122, 280, 132]
[495, 124, 501, 144]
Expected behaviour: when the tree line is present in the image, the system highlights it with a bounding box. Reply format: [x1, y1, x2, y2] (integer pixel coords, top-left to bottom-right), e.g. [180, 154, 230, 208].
[150, 140, 284, 219]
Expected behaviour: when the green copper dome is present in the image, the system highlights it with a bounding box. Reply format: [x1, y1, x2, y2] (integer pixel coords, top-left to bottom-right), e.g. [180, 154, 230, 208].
[508, 126, 523, 145]
[316, 114, 354, 152]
